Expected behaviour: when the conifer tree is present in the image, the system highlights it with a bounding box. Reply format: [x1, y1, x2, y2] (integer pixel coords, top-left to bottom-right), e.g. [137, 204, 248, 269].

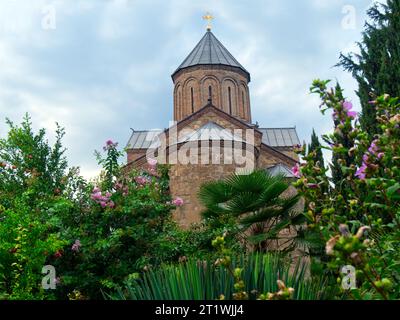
[308, 129, 325, 169]
[338, 0, 400, 135]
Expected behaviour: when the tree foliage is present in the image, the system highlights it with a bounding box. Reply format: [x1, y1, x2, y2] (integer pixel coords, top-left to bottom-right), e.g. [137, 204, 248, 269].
[338, 0, 400, 135]
[198, 171, 305, 252]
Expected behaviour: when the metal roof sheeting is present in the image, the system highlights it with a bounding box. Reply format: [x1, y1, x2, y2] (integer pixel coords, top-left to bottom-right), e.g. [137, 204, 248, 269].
[178, 122, 244, 143]
[266, 163, 296, 178]
[126, 130, 162, 149]
[258, 128, 300, 147]
[127, 127, 300, 149]
[173, 31, 249, 78]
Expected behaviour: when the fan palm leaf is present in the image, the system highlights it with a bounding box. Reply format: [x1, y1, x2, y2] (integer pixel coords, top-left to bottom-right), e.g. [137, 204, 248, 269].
[199, 170, 305, 251]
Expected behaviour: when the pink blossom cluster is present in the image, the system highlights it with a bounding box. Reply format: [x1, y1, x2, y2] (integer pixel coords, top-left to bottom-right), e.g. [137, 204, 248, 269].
[172, 197, 184, 207]
[291, 163, 301, 178]
[355, 140, 384, 180]
[333, 101, 357, 121]
[147, 158, 158, 176]
[103, 139, 118, 151]
[135, 176, 151, 186]
[71, 239, 81, 252]
[114, 182, 129, 196]
[342, 101, 357, 119]
[91, 187, 115, 208]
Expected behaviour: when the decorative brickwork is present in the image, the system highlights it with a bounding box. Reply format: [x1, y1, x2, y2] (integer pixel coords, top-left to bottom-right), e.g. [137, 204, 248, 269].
[173, 65, 251, 123]
[125, 30, 300, 228]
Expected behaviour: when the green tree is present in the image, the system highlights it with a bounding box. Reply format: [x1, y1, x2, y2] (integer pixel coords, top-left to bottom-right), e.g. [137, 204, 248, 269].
[338, 0, 400, 135]
[298, 80, 400, 299]
[0, 114, 68, 207]
[308, 129, 325, 169]
[0, 114, 69, 299]
[330, 83, 356, 188]
[198, 171, 306, 252]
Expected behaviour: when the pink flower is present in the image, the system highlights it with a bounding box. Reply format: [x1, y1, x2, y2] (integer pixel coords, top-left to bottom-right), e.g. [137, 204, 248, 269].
[147, 158, 158, 167]
[343, 101, 357, 119]
[71, 240, 81, 252]
[91, 192, 102, 200]
[100, 201, 107, 208]
[93, 187, 101, 193]
[114, 182, 123, 190]
[355, 163, 368, 180]
[347, 111, 357, 118]
[172, 197, 184, 207]
[103, 140, 118, 151]
[343, 101, 353, 110]
[135, 176, 149, 186]
[377, 152, 384, 159]
[368, 141, 379, 155]
[291, 163, 301, 178]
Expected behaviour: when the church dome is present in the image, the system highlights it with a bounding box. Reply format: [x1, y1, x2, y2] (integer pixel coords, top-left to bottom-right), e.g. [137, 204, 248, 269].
[172, 30, 252, 123]
[172, 30, 250, 82]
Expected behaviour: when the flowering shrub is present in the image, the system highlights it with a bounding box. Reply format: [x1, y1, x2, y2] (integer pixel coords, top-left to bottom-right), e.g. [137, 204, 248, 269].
[0, 115, 69, 299]
[50, 141, 180, 299]
[90, 187, 115, 208]
[0, 117, 191, 299]
[294, 80, 400, 299]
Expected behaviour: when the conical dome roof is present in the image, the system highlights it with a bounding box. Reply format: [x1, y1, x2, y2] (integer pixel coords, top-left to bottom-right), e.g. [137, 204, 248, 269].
[172, 30, 250, 80]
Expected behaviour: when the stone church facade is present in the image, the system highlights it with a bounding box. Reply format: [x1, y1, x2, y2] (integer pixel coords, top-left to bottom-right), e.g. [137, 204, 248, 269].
[125, 29, 300, 228]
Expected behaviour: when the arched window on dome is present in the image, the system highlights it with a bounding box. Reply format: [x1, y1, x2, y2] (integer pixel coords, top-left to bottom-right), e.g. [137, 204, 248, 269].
[191, 87, 194, 113]
[208, 86, 212, 102]
[228, 87, 232, 115]
[242, 90, 245, 118]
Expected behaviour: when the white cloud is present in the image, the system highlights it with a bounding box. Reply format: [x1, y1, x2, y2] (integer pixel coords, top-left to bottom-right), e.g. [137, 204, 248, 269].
[0, 0, 373, 179]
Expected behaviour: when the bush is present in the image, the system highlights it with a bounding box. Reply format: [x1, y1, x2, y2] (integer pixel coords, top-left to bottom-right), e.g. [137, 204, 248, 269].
[295, 81, 400, 299]
[0, 115, 68, 299]
[0, 116, 182, 299]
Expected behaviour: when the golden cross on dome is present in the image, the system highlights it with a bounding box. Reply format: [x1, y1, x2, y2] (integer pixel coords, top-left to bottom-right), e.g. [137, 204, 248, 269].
[202, 12, 214, 31]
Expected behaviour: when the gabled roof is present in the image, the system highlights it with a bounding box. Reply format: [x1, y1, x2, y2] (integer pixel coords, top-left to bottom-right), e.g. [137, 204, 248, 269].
[178, 121, 244, 143]
[127, 127, 300, 150]
[126, 121, 247, 150]
[126, 130, 162, 149]
[258, 128, 300, 147]
[266, 163, 296, 178]
[172, 30, 250, 80]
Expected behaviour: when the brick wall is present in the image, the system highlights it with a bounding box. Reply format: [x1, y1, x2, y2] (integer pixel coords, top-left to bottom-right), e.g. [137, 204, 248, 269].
[173, 65, 251, 123]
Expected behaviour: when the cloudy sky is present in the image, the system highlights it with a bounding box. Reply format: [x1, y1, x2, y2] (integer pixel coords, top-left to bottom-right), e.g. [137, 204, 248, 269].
[0, 0, 376, 178]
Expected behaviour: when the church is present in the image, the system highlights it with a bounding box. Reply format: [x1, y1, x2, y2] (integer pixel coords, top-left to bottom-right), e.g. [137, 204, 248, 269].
[125, 24, 300, 228]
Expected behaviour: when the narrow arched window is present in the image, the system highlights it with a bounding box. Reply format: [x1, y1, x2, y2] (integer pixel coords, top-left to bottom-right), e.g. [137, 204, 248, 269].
[179, 91, 183, 119]
[242, 91, 246, 117]
[208, 86, 212, 101]
[228, 87, 232, 114]
[191, 87, 194, 113]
